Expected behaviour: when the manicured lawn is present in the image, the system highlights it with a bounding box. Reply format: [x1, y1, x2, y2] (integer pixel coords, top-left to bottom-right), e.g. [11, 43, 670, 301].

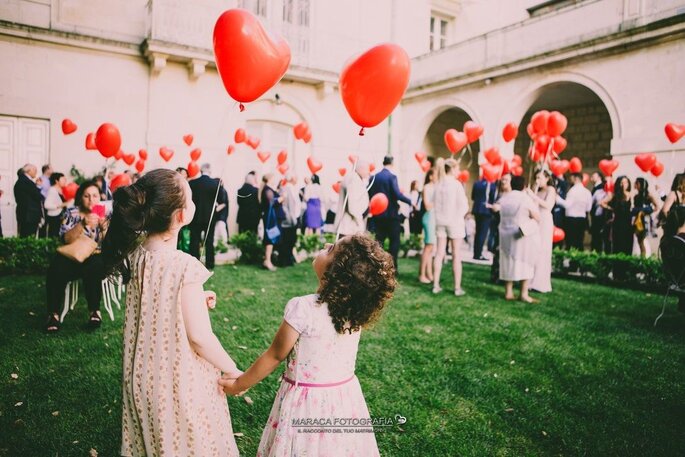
[1, 259, 684, 456]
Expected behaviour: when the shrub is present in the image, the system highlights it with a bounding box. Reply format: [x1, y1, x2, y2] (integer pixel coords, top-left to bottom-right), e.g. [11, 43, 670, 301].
[0, 237, 59, 275]
[228, 231, 263, 265]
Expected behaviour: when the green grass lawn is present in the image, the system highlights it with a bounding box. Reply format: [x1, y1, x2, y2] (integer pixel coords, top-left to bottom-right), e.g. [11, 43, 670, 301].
[1, 259, 684, 456]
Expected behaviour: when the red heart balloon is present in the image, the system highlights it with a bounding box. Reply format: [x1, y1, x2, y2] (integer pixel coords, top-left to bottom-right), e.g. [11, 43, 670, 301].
[339, 43, 410, 132]
[582, 173, 590, 186]
[187, 161, 200, 178]
[123, 153, 136, 166]
[634, 153, 657, 172]
[227, 144, 235, 155]
[665, 123, 684, 144]
[348, 154, 359, 165]
[444, 129, 468, 154]
[502, 122, 518, 143]
[159, 147, 173, 162]
[420, 159, 431, 173]
[463, 121, 483, 144]
[62, 182, 79, 201]
[234, 128, 246, 144]
[481, 163, 501, 183]
[293, 122, 308, 140]
[552, 226, 565, 243]
[338, 168, 347, 177]
[547, 111, 568, 137]
[569, 157, 582, 173]
[484, 147, 501, 165]
[213, 9, 291, 106]
[95, 123, 121, 158]
[85, 132, 97, 150]
[550, 159, 570, 177]
[277, 163, 289, 175]
[598, 159, 619, 177]
[552, 136, 567, 154]
[535, 134, 551, 156]
[512, 166, 524, 177]
[138, 149, 148, 161]
[135, 159, 145, 173]
[526, 122, 536, 140]
[369, 163, 376, 173]
[307, 156, 323, 174]
[257, 151, 271, 163]
[247, 136, 260, 150]
[109, 173, 132, 193]
[332, 181, 341, 194]
[303, 131, 312, 144]
[114, 150, 123, 161]
[414, 151, 427, 164]
[62, 119, 78, 135]
[457, 170, 470, 183]
[183, 134, 193, 146]
[511, 155, 523, 167]
[651, 161, 664, 177]
[277, 150, 288, 165]
[531, 110, 549, 134]
[369, 193, 389, 216]
[190, 148, 202, 161]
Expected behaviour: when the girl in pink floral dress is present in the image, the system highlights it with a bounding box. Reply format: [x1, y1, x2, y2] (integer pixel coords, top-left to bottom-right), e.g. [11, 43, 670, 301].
[221, 234, 397, 456]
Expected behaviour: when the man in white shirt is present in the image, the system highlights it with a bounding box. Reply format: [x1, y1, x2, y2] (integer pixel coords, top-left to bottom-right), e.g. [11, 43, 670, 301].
[590, 171, 608, 252]
[556, 172, 593, 250]
[335, 159, 370, 237]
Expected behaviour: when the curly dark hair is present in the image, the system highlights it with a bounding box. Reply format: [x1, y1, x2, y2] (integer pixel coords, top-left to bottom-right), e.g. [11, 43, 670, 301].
[317, 234, 397, 334]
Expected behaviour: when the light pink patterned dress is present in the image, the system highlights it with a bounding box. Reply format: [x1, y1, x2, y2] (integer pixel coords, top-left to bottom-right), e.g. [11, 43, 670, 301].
[121, 247, 239, 457]
[258, 294, 380, 457]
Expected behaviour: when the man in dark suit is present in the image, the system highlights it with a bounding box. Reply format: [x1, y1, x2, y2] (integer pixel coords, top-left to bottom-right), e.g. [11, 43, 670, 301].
[471, 178, 496, 260]
[189, 164, 221, 269]
[13, 164, 43, 237]
[368, 156, 411, 272]
[236, 171, 260, 234]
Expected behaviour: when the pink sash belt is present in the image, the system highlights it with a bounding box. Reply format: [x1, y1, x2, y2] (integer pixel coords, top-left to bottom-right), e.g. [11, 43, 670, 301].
[282, 374, 355, 388]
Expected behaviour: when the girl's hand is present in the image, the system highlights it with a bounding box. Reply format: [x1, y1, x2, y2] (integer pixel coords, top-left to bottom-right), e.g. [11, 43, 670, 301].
[219, 373, 247, 396]
[205, 290, 217, 309]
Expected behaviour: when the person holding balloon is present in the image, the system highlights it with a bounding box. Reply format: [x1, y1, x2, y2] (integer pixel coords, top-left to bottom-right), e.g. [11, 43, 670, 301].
[43, 172, 72, 238]
[525, 170, 557, 293]
[335, 159, 370, 237]
[632, 177, 660, 257]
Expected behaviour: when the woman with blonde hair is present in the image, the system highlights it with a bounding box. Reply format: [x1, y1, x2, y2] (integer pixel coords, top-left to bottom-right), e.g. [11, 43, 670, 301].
[432, 158, 468, 296]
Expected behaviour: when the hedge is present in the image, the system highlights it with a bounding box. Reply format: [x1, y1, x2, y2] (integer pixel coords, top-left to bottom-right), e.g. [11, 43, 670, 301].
[0, 237, 59, 275]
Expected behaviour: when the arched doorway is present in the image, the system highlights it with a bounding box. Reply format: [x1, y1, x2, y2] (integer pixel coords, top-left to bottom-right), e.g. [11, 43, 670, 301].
[423, 107, 480, 189]
[514, 82, 613, 176]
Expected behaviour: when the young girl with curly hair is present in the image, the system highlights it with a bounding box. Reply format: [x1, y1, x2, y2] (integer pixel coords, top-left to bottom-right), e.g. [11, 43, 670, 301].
[220, 233, 397, 456]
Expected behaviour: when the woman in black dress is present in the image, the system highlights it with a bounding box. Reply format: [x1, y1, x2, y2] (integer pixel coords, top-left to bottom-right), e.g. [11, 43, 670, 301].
[604, 176, 633, 256]
[260, 173, 284, 271]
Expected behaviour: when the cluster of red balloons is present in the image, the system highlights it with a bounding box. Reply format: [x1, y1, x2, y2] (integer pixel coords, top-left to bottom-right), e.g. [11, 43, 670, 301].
[479, 149, 523, 183]
[634, 153, 663, 177]
[277, 150, 290, 175]
[526, 110, 568, 162]
[444, 121, 483, 155]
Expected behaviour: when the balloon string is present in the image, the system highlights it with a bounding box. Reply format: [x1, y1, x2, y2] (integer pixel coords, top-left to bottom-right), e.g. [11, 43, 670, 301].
[239, 103, 245, 112]
[358, 127, 365, 136]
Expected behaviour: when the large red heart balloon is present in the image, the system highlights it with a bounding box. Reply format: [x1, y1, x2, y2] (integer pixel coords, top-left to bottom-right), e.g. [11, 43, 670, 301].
[463, 121, 483, 144]
[414, 151, 427, 164]
[481, 163, 501, 183]
[332, 181, 341, 194]
[62, 182, 79, 201]
[138, 149, 148, 161]
[369, 193, 389, 216]
[444, 129, 468, 154]
[552, 136, 567, 154]
[651, 161, 664, 177]
[183, 134, 193, 146]
[502, 122, 518, 143]
[190, 148, 202, 161]
[293, 122, 309, 140]
[531, 110, 550, 134]
[159, 147, 174, 162]
[277, 150, 288, 165]
[62, 119, 78, 135]
[187, 161, 200, 178]
[95, 123, 121, 158]
[569, 157, 582, 173]
[135, 160, 145, 174]
[257, 151, 271, 163]
[85, 132, 97, 150]
[598, 159, 619, 177]
[664, 123, 684, 144]
[484, 147, 501, 165]
[213, 9, 291, 107]
[123, 153, 136, 166]
[547, 111, 568, 137]
[634, 153, 657, 172]
[277, 163, 289, 175]
[420, 159, 431, 173]
[109, 173, 132, 193]
[234, 128, 246, 144]
[307, 156, 322, 174]
[457, 170, 470, 183]
[339, 43, 410, 132]
[552, 227, 565, 243]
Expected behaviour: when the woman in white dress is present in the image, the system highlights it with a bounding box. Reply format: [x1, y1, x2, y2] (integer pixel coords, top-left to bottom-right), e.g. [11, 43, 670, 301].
[432, 158, 468, 296]
[495, 175, 540, 303]
[525, 170, 556, 293]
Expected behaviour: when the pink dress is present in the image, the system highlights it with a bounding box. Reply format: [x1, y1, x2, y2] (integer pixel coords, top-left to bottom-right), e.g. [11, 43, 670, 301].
[258, 294, 380, 457]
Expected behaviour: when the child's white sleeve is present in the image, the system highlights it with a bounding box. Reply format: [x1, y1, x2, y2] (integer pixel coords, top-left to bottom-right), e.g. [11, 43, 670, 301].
[284, 296, 311, 334]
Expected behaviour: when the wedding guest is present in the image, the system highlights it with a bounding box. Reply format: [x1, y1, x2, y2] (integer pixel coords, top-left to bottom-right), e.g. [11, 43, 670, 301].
[603, 176, 633, 256]
[471, 177, 496, 260]
[43, 173, 71, 238]
[303, 174, 324, 234]
[101, 169, 241, 456]
[237, 171, 260, 234]
[556, 172, 592, 251]
[220, 234, 396, 456]
[632, 177, 660, 257]
[659, 173, 685, 238]
[432, 158, 468, 296]
[188, 164, 220, 269]
[279, 174, 302, 267]
[488, 175, 511, 284]
[39, 164, 53, 199]
[409, 180, 423, 235]
[14, 164, 43, 237]
[261, 173, 284, 271]
[590, 172, 608, 252]
[496, 175, 540, 303]
[525, 170, 556, 293]
[418, 168, 436, 284]
[335, 159, 370, 237]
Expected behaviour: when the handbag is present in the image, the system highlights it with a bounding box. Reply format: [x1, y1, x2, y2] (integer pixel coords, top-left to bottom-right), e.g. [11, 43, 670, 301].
[57, 235, 98, 263]
[265, 205, 281, 243]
